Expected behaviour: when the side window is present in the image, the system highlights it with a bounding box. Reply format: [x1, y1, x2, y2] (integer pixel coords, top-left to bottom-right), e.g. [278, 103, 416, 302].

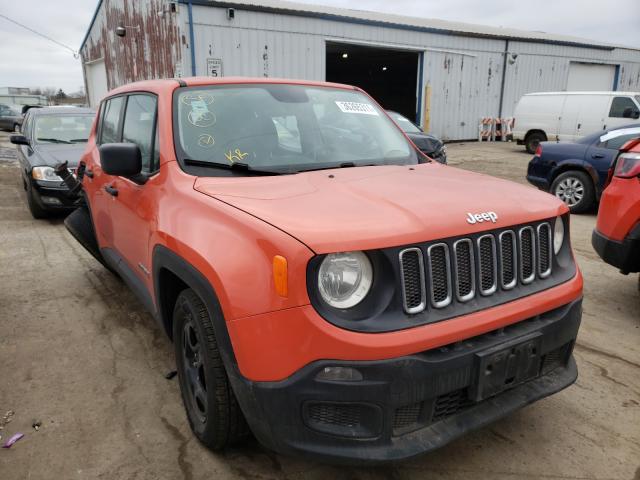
[100, 96, 125, 144]
[604, 133, 638, 150]
[608, 97, 639, 118]
[22, 112, 32, 139]
[122, 94, 158, 173]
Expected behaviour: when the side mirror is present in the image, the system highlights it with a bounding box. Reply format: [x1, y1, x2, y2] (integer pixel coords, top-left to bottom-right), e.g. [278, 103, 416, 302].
[99, 143, 142, 177]
[622, 107, 639, 119]
[10, 135, 29, 146]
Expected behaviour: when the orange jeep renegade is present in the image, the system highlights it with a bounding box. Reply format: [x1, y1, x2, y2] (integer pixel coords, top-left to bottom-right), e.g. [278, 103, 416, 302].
[592, 138, 640, 286]
[61, 77, 583, 463]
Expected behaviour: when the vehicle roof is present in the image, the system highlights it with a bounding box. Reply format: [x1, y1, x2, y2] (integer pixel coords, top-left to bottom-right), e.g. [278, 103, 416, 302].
[105, 77, 358, 97]
[29, 106, 95, 115]
[524, 91, 640, 97]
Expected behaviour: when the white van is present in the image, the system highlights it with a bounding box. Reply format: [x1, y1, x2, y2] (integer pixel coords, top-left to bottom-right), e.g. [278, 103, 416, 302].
[512, 92, 640, 153]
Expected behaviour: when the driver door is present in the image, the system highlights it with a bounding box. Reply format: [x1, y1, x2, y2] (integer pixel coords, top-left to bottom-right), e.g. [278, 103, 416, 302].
[108, 94, 160, 295]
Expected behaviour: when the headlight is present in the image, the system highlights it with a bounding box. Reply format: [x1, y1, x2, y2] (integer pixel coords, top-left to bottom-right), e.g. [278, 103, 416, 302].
[553, 216, 565, 255]
[32, 166, 62, 182]
[318, 251, 373, 309]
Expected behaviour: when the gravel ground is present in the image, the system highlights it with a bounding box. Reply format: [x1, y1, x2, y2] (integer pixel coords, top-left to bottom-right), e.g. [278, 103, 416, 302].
[0, 132, 638, 480]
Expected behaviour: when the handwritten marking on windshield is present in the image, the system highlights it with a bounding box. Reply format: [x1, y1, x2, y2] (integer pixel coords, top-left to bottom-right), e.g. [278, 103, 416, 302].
[225, 149, 249, 163]
[197, 134, 215, 147]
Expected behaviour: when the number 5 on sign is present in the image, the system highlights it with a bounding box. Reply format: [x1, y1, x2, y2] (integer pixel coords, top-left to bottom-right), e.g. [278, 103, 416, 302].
[207, 58, 223, 77]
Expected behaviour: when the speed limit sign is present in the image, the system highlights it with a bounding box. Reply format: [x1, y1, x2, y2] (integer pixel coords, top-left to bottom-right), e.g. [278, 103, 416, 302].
[207, 58, 223, 77]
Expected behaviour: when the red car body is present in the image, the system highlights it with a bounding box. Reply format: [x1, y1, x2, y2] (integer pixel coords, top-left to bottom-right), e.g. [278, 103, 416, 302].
[593, 138, 640, 274]
[67, 77, 583, 463]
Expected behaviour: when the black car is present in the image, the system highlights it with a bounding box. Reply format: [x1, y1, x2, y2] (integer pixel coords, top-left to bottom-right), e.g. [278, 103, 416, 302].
[526, 124, 640, 213]
[386, 110, 447, 163]
[11, 107, 95, 218]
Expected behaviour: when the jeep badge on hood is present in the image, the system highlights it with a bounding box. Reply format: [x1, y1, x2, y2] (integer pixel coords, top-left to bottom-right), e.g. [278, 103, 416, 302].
[467, 211, 498, 224]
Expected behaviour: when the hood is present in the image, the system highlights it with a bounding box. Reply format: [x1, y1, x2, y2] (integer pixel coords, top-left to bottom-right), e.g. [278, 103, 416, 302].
[194, 163, 567, 253]
[32, 144, 86, 168]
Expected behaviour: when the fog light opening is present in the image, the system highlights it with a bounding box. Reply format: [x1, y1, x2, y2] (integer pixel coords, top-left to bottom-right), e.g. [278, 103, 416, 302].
[41, 196, 61, 205]
[316, 366, 363, 382]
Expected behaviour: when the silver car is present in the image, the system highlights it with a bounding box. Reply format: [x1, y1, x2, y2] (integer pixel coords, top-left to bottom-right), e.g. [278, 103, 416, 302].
[0, 104, 23, 132]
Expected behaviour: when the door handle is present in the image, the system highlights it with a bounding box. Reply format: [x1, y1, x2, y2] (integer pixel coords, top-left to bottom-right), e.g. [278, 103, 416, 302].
[85, 168, 94, 178]
[577, 123, 581, 130]
[592, 153, 605, 159]
[104, 185, 118, 197]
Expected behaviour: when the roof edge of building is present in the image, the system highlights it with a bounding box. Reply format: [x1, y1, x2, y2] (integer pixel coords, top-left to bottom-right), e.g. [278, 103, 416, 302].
[181, 0, 636, 51]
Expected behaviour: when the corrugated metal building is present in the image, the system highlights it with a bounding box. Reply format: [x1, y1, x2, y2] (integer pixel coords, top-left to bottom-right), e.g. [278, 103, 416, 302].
[80, 0, 640, 140]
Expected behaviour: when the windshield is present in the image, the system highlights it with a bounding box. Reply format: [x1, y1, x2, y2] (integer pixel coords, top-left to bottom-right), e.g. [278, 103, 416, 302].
[386, 111, 422, 134]
[174, 84, 417, 173]
[34, 115, 93, 144]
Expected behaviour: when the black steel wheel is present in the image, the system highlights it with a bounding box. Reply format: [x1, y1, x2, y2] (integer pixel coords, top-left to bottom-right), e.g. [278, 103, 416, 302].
[173, 288, 248, 450]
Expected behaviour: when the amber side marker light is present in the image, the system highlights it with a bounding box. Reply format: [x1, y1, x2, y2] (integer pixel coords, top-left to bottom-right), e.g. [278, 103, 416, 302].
[273, 255, 288, 297]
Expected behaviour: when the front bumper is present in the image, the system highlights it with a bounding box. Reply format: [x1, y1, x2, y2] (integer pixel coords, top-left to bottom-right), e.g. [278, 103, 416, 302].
[31, 180, 77, 211]
[229, 299, 581, 464]
[592, 226, 640, 273]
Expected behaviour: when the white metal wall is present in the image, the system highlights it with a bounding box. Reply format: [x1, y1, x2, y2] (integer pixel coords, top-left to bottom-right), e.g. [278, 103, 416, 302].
[178, 4, 640, 140]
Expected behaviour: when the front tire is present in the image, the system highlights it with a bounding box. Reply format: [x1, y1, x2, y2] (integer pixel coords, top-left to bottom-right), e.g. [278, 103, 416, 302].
[173, 288, 248, 450]
[525, 132, 546, 154]
[551, 170, 595, 214]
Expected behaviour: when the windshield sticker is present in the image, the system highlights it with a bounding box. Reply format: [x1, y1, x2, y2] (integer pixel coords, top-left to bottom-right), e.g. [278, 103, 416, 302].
[335, 101, 379, 116]
[225, 148, 249, 163]
[181, 92, 214, 106]
[197, 134, 215, 148]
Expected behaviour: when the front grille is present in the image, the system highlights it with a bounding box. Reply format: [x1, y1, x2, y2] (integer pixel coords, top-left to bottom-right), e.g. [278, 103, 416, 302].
[541, 342, 572, 374]
[520, 227, 535, 283]
[499, 231, 517, 289]
[432, 389, 471, 422]
[399, 222, 554, 314]
[307, 403, 361, 427]
[478, 235, 497, 295]
[537, 223, 552, 278]
[453, 239, 474, 301]
[427, 244, 452, 308]
[393, 402, 422, 433]
[399, 248, 426, 313]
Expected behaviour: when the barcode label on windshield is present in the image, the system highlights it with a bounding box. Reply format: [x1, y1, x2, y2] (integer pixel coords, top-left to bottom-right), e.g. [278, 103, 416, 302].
[335, 101, 379, 115]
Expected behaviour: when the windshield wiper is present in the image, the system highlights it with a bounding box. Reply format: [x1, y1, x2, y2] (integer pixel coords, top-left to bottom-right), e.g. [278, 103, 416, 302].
[184, 158, 281, 175]
[296, 161, 377, 173]
[69, 138, 88, 143]
[37, 138, 71, 144]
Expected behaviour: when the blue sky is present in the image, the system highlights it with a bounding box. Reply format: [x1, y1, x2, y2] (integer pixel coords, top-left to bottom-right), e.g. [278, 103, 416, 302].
[0, 0, 638, 93]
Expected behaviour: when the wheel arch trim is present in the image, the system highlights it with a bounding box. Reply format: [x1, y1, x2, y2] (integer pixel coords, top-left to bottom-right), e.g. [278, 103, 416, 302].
[151, 244, 239, 370]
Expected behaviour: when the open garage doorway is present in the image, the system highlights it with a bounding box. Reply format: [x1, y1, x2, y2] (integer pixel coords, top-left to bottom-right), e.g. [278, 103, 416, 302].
[326, 42, 421, 124]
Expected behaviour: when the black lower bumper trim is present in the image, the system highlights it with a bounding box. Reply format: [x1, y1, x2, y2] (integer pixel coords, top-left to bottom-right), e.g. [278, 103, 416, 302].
[592, 226, 640, 273]
[228, 298, 582, 464]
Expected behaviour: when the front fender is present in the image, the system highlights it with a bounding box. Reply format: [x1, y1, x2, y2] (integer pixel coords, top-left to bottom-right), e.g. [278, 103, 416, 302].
[152, 185, 315, 323]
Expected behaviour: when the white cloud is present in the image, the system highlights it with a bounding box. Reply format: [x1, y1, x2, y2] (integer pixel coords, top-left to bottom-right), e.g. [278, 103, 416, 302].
[0, 0, 637, 93]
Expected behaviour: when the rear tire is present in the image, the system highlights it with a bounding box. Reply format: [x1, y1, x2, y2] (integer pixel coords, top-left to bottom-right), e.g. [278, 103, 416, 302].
[551, 170, 595, 214]
[173, 288, 248, 450]
[525, 132, 546, 154]
[26, 185, 48, 219]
